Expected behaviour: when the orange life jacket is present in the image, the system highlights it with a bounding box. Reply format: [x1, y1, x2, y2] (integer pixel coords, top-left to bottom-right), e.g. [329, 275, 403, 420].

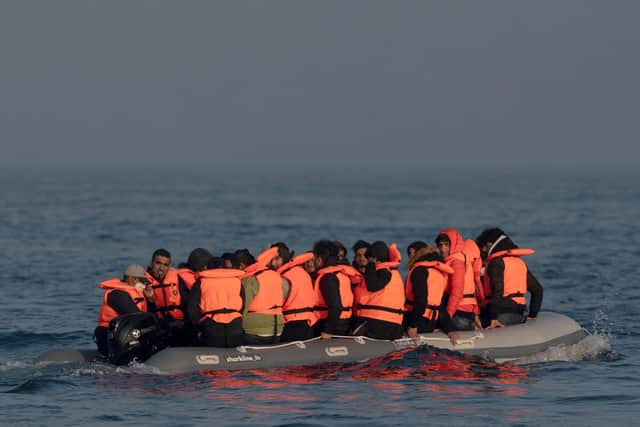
[405, 261, 454, 321]
[355, 261, 405, 325]
[483, 248, 535, 305]
[446, 251, 479, 308]
[278, 253, 318, 326]
[464, 239, 486, 305]
[246, 268, 284, 316]
[97, 278, 147, 327]
[198, 269, 245, 324]
[314, 265, 355, 320]
[176, 268, 198, 291]
[146, 269, 183, 321]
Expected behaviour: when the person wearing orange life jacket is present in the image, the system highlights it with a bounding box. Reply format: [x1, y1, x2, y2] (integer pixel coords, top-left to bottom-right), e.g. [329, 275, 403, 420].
[313, 240, 360, 339]
[241, 247, 289, 344]
[404, 246, 459, 345]
[475, 228, 543, 328]
[277, 252, 318, 342]
[145, 248, 183, 322]
[94, 264, 155, 355]
[435, 229, 482, 331]
[352, 241, 406, 340]
[187, 257, 246, 347]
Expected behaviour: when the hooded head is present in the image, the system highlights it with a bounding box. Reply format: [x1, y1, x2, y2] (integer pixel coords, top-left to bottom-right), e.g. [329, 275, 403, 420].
[435, 228, 465, 258]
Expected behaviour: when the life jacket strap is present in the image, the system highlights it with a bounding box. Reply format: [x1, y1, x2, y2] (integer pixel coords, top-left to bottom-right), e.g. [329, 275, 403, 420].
[356, 304, 405, 315]
[314, 306, 352, 312]
[282, 307, 315, 315]
[202, 308, 242, 315]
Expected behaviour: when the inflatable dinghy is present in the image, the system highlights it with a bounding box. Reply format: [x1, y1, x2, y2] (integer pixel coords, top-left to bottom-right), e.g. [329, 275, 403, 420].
[36, 312, 585, 374]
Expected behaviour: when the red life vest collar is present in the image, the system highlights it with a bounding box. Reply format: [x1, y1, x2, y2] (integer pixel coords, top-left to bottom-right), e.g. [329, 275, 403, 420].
[486, 248, 535, 264]
[98, 278, 142, 292]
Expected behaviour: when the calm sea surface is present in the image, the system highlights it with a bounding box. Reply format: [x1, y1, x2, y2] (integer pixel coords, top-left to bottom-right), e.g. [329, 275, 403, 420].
[1, 166, 638, 426]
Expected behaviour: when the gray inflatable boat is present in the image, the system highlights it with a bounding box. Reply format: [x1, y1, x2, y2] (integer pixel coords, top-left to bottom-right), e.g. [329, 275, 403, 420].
[36, 312, 585, 374]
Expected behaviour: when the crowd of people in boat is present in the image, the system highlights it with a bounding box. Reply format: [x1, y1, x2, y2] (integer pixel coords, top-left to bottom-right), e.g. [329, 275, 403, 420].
[94, 227, 543, 355]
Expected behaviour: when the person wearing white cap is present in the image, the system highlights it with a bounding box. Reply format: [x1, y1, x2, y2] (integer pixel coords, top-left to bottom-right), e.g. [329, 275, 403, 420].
[94, 264, 156, 355]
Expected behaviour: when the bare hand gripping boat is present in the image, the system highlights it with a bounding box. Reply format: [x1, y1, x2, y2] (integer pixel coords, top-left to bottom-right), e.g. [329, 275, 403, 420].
[36, 312, 585, 374]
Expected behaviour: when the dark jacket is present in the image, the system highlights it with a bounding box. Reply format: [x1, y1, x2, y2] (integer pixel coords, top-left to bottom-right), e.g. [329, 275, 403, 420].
[407, 251, 456, 334]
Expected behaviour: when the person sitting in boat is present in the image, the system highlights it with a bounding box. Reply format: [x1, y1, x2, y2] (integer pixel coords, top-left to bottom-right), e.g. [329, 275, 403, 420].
[94, 264, 155, 355]
[406, 240, 428, 263]
[277, 252, 318, 342]
[351, 240, 370, 274]
[404, 246, 459, 345]
[145, 249, 183, 324]
[187, 257, 246, 347]
[313, 240, 361, 339]
[435, 229, 482, 331]
[352, 241, 405, 340]
[240, 247, 288, 344]
[475, 228, 544, 328]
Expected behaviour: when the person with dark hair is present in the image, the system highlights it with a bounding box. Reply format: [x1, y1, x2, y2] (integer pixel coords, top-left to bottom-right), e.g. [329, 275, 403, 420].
[269, 242, 293, 270]
[435, 229, 481, 331]
[221, 252, 241, 269]
[241, 247, 287, 344]
[333, 240, 349, 265]
[313, 240, 361, 338]
[145, 248, 183, 324]
[187, 256, 245, 347]
[176, 248, 212, 292]
[475, 228, 543, 328]
[278, 252, 318, 342]
[351, 240, 370, 274]
[404, 246, 459, 345]
[352, 242, 405, 340]
[234, 249, 256, 270]
[406, 241, 428, 261]
[95, 264, 156, 355]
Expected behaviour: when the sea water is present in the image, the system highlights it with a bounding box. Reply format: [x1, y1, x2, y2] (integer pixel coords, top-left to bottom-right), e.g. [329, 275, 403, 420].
[0, 165, 638, 426]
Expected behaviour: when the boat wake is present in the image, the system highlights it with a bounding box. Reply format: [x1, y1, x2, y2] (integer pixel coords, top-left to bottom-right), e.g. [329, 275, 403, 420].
[512, 309, 615, 364]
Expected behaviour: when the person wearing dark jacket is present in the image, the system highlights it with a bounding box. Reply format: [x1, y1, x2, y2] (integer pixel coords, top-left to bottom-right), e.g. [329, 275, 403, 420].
[313, 240, 359, 338]
[475, 228, 544, 328]
[404, 247, 459, 345]
[352, 241, 405, 340]
[94, 264, 156, 355]
[187, 257, 246, 347]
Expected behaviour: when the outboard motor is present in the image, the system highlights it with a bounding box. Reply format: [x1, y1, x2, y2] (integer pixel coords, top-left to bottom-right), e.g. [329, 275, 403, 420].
[107, 312, 168, 365]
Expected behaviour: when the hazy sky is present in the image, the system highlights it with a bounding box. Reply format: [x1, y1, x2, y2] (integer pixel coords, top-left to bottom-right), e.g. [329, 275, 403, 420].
[1, 1, 638, 168]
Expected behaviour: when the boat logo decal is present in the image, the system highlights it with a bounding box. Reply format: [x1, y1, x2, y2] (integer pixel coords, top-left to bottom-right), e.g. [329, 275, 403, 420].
[225, 354, 262, 363]
[195, 354, 220, 365]
[326, 346, 349, 357]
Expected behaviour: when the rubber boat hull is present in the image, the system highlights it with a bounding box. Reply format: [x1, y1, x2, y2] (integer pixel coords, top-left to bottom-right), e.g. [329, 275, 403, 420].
[36, 312, 585, 374]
